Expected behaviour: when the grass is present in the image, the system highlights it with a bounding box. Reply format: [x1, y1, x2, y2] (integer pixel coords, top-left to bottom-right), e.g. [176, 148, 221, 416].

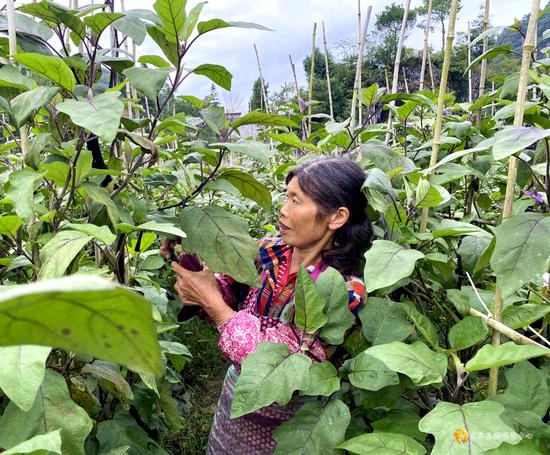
[161, 317, 229, 454]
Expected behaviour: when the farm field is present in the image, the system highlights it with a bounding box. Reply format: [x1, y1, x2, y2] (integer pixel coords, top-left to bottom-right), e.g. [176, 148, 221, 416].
[0, 0, 550, 454]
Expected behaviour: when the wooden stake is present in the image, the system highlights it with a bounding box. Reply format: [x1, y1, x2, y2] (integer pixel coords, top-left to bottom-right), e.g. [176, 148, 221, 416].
[428, 48, 436, 90]
[307, 23, 317, 135]
[419, 0, 433, 91]
[402, 67, 409, 94]
[385, 0, 412, 144]
[253, 44, 269, 113]
[467, 21, 473, 103]
[290, 54, 307, 141]
[419, 0, 459, 232]
[357, 0, 362, 125]
[384, 68, 390, 93]
[350, 6, 372, 131]
[322, 22, 334, 118]
[476, 0, 490, 127]
[489, 0, 540, 397]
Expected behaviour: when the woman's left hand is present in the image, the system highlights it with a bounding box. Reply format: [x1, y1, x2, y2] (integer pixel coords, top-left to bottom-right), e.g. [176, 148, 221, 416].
[171, 261, 235, 325]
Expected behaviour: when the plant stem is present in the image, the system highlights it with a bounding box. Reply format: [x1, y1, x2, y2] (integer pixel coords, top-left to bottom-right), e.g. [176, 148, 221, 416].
[419, 0, 459, 232]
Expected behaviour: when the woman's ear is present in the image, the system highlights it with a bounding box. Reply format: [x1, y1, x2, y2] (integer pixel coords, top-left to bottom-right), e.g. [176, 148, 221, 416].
[328, 207, 350, 230]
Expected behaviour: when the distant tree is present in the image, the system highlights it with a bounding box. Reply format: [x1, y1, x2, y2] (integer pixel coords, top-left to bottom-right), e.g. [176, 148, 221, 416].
[374, 2, 417, 68]
[416, 0, 462, 51]
[250, 77, 268, 111]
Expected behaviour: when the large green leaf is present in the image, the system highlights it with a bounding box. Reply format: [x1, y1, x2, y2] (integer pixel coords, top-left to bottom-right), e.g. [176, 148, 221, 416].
[112, 14, 148, 45]
[491, 213, 550, 297]
[231, 111, 299, 129]
[14, 53, 76, 93]
[147, 25, 179, 66]
[216, 169, 272, 211]
[359, 83, 384, 107]
[338, 432, 426, 455]
[83, 12, 124, 37]
[346, 351, 400, 391]
[316, 267, 355, 345]
[180, 1, 205, 41]
[0, 370, 93, 455]
[464, 44, 512, 73]
[122, 67, 173, 101]
[192, 64, 232, 90]
[366, 341, 447, 386]
[10, 86, 59, 127]
[491, 361, 550, 418]
[0, 276, 162, 375]
[501, 304, 550, 329]
[0, 345, 50, 411]
[359, 297, 412, 345]
[154, 0, 186, 43]
[400, 302, 439, 348]
[492, 126, 550, 160]
[418, 401, 521, 454]
[2, 430, 62, 455]
[80, 183, 120, 224]
[363, 241, 424, 292]
[210, 141, 274, 165]
[0, 215, 23, 237]
[267, 133, 319, 151]
[6, 169, 43, 222]
[448, 316, 488, 350]
[465, 342, 550, 372]
[0, 65, 35, 90]
[116, 220, 186, 238]
[18, 1, 84, 38]
[56, 92, 124, 143]
[294, 267, 328, 334]
[300, 361, 340, 396]
[273, 399, 351, 455]
[38, 230, 92, 279]
[360, 140, 416, 174]
[231, 342, 311, 418]
[64, 223, 116, 246]
[372, 411, 427, 442]
[179, 205, 259, 286]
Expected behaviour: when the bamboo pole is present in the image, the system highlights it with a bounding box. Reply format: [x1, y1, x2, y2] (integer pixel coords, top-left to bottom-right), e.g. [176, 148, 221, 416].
[385, 0, 412, 144]
[253, 44, 269, 113]
[120, 0, 134, 119]
[357, 1, 362, 126]
[307, 23, 317, 136]
[419, 0, 433, 91]
[290, 54, 307, 141]
[402, 67, 409, 94]
[467, 21, 473, 103]
[350, 6, 372, 131]
[428, 48, 436, 90]
[321, 22, 334, 118]
[488, 0, 540, 397]
[384, 68, 390, 93]
[419, 0, 459, 232]
[476, 0, 490, 127]
[469, 308, 550, 357]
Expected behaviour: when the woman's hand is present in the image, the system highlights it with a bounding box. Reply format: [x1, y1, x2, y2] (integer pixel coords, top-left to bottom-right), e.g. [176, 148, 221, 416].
[171, 261, 235, 326]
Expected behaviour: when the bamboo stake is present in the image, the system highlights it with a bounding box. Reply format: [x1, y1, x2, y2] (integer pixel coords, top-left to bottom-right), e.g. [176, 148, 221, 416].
[357, 1, 362, 126]
[307, 23, 317, 136]
[476, 0, 490, 127]
[467, 21, 473, 103]
[488, 0, 540, 397]
[402, 67, 409, 94]
[322, 22, 334, 118]
[120, 0, 134, 119]
[469, 308, 550, 358]
[350, 6, 372, 131]
[290, 54, 307, 141]
[419, 0, 433, 91]
[384, 68, 390, 93]
[419, 0, 459, 232]
[428, 48, 435, 90]
[385, 0, 412, 144]
[253, 44, 269, 113]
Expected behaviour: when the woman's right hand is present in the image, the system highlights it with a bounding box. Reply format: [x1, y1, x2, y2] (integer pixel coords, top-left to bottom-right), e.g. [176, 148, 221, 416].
[160, 238, 177, 261]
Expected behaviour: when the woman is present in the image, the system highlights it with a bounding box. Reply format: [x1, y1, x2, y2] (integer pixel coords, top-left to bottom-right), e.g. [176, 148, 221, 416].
[164, 156, 372, 454]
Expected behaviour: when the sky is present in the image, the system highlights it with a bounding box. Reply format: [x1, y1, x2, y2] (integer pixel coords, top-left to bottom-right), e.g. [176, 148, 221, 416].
[17, 0, 538, 111]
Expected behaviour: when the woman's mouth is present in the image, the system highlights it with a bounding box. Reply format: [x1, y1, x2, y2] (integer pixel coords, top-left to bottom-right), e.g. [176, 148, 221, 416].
[279, 221, 289, 233]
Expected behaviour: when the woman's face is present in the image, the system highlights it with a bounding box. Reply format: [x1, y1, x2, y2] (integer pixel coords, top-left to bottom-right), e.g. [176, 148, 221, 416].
[278, 176, 333, 249]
